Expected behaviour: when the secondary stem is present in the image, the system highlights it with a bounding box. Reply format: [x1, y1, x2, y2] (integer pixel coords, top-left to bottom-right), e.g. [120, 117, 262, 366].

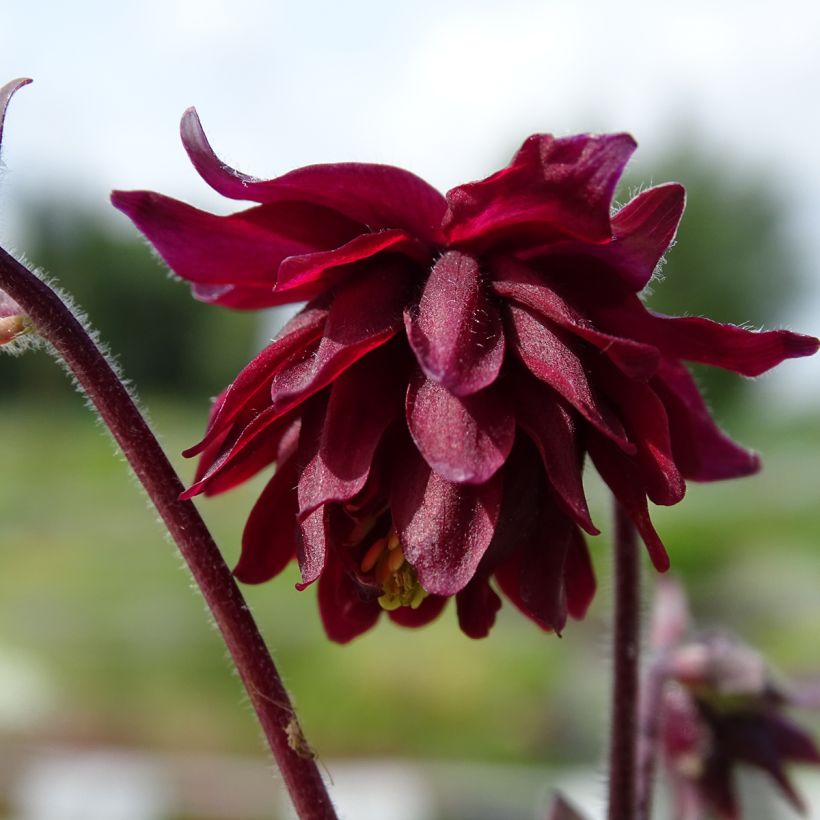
[0, 247, 337, 820]
[607, 501, 640, 820]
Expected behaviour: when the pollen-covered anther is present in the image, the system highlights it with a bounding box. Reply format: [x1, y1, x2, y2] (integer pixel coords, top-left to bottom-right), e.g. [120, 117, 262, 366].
[360, 529, 428, 611]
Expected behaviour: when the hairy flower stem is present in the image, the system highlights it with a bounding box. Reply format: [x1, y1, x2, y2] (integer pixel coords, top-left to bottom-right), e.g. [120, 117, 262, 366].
[0, 246, 337, 820]
[607, 502, 640, 820]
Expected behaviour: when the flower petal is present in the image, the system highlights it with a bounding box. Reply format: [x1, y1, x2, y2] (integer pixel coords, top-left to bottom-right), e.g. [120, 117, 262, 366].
[595, 361, 686, 506]
[184, 301, 328, 459]
[277, 229, 428, 299]
[492, 258, 659, 380]
[234, 458, 299, 583]
[455, 579, 503, 638]
[406, 371, 515, 485]
[564, 529, 596, 620]
[298, 343, 407, 515]
[268, 259, 410, 419]
[494, 501, 573, 634]
[296, 505, 330, 590]
[405, 250, 505, 395]
[388, 595, 448, 628]
[609, 183, 686, 289]
[181, 107, 447, 243]
[506, 302, 634, 451]
[391, 444, 502, 595]
[588, 432, 670, 571]
[593, 295, 820, 377]
[110, 191, 361, 308]
[652, 360, 760, 481]
[318, 553, 381, 644]
[444, 132, 636, 246]
[511, 368, 598, 534]
[0, 77, 31, 150]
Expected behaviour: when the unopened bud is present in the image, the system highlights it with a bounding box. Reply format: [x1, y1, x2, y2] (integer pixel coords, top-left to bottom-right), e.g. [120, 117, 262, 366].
[0, 313, 29, 346]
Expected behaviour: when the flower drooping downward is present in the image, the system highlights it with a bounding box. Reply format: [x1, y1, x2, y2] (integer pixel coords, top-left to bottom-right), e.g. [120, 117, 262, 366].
[113, 115, 818, 642]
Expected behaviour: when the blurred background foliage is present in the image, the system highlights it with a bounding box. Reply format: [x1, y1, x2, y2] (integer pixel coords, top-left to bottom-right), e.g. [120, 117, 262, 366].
[1, 147, 818, 818]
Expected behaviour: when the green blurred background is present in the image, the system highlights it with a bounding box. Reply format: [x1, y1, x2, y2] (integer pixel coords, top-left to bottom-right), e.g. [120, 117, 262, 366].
[1, 147, 819, 819]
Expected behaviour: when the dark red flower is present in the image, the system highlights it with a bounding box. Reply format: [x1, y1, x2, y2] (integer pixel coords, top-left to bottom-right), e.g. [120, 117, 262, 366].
[112, 112, 818, 642]
[661, 635, 820, 819]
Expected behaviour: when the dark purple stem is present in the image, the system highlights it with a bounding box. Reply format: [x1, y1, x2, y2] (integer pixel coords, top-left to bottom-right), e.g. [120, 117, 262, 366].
[0, 246, 337, 820]
[607, 501, 640, 820]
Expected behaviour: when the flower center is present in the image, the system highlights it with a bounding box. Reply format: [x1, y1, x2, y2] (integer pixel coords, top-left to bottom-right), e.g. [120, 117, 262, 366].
[360, 529, 428, 611]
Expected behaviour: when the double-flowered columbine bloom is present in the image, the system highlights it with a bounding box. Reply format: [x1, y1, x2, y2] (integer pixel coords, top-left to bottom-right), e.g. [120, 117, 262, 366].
[661, 634, 820, 818]
[113, 113, 818, 642]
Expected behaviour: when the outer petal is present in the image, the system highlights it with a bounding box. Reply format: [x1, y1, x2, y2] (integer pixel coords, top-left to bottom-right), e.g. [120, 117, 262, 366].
[318, 554, 381, 644]
[592, 295, 819, 377]
[276, 229, 428, 299]
[455, 579, 503, 638]
[234, 458, 299, 583]
[444, 133, 636, 247]
[267, 259, 410, 420]
[594, 361, 686, 506]
[110, 191, 362, 308]
[494, 501, 573, 634]
[406, 371, 515, 485]
[491, 258, 660, 380]
[564, 529, 596, 620]
[388, 594, 448, 628]
[298, 343, 407, 515]
[588, 431, 670, 571]
[185, 301, 328, 458]
[652, 360, 760, 481]
[511, 368, 598, 534]
[0, 78, 31, 150]
[181, 107, 447, 243]
[405, 251, 505, 395]
[391, 444, 502, 596]
[505, 302, 634, 451]
[609, 183, 686, 289]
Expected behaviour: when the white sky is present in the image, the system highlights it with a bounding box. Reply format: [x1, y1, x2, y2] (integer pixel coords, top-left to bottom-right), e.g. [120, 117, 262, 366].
[2, 0, 819, 399]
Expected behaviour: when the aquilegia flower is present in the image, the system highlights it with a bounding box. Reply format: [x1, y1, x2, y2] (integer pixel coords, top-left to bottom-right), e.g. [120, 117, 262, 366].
[112, 112, 818, 642]
[661, 634, 820, 818]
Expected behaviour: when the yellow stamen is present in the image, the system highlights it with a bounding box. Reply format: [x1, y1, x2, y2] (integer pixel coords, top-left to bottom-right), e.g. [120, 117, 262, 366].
[386, 530, 401, 551]
[386, 545, 405, 573]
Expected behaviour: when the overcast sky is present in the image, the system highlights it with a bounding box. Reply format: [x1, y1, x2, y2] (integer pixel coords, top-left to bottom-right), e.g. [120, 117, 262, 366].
[2, 0, 819, 398]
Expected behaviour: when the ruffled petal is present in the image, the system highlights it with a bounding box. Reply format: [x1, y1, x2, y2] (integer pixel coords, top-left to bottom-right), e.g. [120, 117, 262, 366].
[110, 191, 361, 308]
[406, 371, 515, 485]
[592, 295, 819, 377]
[181, 107, 447, 243]
[388, 594, 448, 628]
[234, 458, 299, 583]
[391, 444, 502, 595]
[185, 301, 328, 458]
[609, 183, 686, 289]
[265, 260, 409, 424]
[276, 229, 428, 300]
[652, 360, 760, 481]
[494, 501, 572, 634]
[564, 529, 596, 620]
[455, 578, 503, 638]
[0, 78, 31, 149]
[405, 250, 505, 395]
[511, 368, 598, 534]
[444, 132, 636, 247]
[492, 258, 659, 380]
[594, 361, 685, 506]
[298, 343, 407, 515]
[296, 505, 330, 589]
[587, 432, 670, 571]
[506, 302, 634, 451]
[318, 554, 381, 643]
